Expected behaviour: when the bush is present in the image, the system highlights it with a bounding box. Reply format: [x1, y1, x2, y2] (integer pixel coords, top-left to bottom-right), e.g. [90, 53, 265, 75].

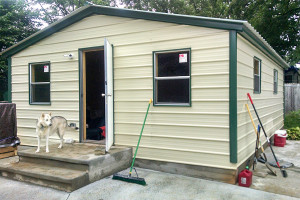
[284, 110, 300, 129]
[287, 127, 300, 140]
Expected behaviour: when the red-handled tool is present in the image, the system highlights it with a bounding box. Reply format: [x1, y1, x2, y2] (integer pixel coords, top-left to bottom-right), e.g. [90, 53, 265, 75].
[247, 93, 287, 178]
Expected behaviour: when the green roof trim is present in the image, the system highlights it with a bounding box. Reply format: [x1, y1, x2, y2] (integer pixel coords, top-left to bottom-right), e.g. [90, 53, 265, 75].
[0, 5, 288, 68]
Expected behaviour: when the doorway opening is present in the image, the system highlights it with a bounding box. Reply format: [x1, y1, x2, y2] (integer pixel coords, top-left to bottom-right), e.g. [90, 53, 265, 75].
[84, 49, 105, 143]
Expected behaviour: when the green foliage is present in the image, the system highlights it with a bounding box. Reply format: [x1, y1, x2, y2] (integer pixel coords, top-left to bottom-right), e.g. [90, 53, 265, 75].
[284, 110, 300, 129]
[0, 0, 41, 100]
[120, 0, 300, 65]
[31, 0, 113, 24]
[287, 127, 300, 140]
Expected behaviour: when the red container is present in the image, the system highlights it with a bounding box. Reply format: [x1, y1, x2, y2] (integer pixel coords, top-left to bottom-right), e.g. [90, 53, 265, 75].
[238, 169, 252, 187]
[274, 131, 287, 147]
[100, 126, 106, 137]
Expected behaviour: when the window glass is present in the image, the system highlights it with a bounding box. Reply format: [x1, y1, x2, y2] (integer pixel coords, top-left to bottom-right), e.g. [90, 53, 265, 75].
[274, 70, 278, 94]
[30, 62, 50, 104]
[156, 79, 189, 103]
[31, 84, 50, 102]
[157, 51, 190, 77]
[253, 58, 261, 93]
[154, 50, 191, 105]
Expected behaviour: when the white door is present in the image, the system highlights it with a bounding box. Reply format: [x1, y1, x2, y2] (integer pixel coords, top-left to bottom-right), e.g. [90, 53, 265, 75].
[104, 38, 114, 152]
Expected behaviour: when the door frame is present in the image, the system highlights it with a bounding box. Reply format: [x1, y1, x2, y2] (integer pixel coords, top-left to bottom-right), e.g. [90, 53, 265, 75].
[78, 46, 107, 142]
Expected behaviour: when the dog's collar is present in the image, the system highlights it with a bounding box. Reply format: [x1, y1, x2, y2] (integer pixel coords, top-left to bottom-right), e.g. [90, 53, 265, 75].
[37, 123, 45, 129]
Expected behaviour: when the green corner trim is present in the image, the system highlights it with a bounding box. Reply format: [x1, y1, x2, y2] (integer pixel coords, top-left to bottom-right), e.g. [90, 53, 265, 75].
[229, 30, 237, 163]
[7, 57, 11, 103]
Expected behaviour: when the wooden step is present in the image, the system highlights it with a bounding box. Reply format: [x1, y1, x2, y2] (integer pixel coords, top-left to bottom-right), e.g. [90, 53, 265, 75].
[0, 146, 17, 159]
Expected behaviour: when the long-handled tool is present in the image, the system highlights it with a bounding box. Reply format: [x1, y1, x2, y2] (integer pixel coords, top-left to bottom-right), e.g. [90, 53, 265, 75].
[247, 93, 287, 177]
[112, 99, 153, 185]
[246, 104, 276, 175]
[253, 124, 259, 170]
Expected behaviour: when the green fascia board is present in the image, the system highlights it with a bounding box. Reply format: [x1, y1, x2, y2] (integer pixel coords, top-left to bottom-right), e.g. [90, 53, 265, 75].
[0, 5, 288, 69]
[229, 30, 237, 164]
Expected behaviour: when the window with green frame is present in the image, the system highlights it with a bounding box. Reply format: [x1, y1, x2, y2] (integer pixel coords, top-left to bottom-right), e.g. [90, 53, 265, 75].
[253, 57, 261, 93]
[274, 69, 278, 94]
[29, 62, 51, 104]
[153, 49, 191, 106]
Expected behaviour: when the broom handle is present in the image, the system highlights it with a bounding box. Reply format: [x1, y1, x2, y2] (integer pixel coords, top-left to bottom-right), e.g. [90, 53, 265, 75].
[247, 93, 282, 169]
[129, 99, 152, 176]
[245, 104, 264, 151]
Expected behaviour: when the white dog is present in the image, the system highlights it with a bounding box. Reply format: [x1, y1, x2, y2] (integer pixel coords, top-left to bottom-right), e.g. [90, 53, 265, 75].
[36, 113, 78, 153]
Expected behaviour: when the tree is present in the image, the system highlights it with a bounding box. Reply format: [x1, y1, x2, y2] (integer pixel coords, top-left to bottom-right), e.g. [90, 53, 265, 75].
[31, 0, 114, 24]
[0, 0, 41, 100]
[120, 0, 300, 65]
[228, 0, 300, 65]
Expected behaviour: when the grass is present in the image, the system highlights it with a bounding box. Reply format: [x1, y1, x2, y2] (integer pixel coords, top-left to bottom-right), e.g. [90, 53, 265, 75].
[284, 110, 300, 140]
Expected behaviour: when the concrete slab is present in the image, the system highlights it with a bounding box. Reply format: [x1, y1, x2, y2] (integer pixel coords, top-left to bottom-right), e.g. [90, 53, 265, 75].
[0, 167, 298, 200]
[250, 140, 300, 198]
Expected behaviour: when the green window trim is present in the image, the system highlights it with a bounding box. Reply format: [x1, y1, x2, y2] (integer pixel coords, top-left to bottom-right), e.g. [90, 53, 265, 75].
[253, 57, 262, 94]
[273, 69, 278, 94]
[28, 61, 51, 105]
[152, 48, 191, 107]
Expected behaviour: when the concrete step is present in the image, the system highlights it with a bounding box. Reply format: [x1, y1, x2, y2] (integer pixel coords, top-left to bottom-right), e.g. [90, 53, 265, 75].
[18, 143, 106, 165]
[0, 160, 89, 192]
[0, 144, 132, 191]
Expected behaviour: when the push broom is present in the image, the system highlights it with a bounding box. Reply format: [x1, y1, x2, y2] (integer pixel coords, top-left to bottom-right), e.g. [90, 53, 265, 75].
[112, 99, 153, 185]
[247, 93, 287, 178]
[245, 104, 276, 176]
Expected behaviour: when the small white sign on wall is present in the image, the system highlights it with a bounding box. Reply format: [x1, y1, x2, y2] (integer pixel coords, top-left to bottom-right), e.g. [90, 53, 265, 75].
[179, 54, 187, 63]
[44, 65, 49, 72]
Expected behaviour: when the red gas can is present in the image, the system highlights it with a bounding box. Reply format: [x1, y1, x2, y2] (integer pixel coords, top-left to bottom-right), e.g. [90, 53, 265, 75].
[274, 130, 287, 147]
[238, 169, 252, 187]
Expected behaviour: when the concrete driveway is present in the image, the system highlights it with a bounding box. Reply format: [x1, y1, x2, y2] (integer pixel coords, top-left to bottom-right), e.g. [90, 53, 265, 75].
[0, 167, 298, 200]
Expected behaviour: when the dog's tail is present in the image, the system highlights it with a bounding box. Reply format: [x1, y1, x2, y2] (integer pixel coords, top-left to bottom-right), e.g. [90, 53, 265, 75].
[67, 123, 79, 131]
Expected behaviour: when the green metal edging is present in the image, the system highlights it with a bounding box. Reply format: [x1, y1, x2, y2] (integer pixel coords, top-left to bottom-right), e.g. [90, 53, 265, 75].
[229, 30, 237, 163]
[28, 61, 51, 105]
[152, 48, 191, 107]
[7, 57, 11, 103]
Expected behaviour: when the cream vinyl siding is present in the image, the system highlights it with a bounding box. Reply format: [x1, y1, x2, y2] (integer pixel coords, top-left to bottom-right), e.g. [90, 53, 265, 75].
[236, 34, 284, 165]
[11, 15, 233, 169]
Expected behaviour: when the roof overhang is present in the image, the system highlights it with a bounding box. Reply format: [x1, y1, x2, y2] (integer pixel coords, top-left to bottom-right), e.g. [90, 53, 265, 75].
[0, 5, 289, 68]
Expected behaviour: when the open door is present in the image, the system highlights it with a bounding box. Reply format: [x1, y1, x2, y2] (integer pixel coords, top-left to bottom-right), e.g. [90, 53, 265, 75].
[104, 39, 114, 152]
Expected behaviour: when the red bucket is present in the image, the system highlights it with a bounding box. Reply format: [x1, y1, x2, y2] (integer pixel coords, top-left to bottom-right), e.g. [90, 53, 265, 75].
[274, 130, 287, 147]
